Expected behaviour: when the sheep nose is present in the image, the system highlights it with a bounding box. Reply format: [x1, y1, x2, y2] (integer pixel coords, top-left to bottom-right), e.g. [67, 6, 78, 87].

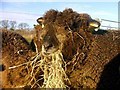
[44, 43, 54, 51]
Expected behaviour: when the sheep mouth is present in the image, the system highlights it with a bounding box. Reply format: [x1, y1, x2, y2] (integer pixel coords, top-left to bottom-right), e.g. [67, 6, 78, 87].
[41, 45, 59, 56]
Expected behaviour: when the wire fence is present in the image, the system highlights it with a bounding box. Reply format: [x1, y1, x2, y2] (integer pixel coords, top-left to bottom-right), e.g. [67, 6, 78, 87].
[100, 19, 120, 30]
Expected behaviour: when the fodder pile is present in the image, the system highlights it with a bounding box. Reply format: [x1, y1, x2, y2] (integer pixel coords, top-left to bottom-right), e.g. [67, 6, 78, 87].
[26, 50, 70, 88]
[29, 50, 69, 88]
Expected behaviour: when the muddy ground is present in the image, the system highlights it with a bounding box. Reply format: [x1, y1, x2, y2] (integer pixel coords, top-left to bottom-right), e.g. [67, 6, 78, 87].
[0, 29, 120, 89]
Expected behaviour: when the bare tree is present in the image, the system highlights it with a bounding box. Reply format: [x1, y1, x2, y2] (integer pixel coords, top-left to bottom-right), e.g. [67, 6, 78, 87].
[18, 23, 29, 30]
[9, 21, 17, 31]
[0, 20, 9, 29]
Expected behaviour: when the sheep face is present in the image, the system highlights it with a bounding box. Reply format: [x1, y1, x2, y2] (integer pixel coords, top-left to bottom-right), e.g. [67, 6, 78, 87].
[36, 9, 100, 58]
[37, 22, 69, 56]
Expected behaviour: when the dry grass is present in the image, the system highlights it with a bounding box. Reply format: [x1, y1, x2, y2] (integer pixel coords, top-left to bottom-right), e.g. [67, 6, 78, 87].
[15, 30, 35, 43]
[8, 50, 70, 88]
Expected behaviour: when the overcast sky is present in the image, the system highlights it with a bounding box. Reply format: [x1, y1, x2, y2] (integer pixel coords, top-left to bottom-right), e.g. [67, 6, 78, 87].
[0, 0, 119, 29]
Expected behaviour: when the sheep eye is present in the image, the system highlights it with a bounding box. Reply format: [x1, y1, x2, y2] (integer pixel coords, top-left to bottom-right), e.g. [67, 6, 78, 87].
[17, 50, 24, 55]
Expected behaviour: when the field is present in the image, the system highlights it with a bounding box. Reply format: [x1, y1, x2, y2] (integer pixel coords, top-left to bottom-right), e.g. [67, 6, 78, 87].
[14, 29, 36, 43]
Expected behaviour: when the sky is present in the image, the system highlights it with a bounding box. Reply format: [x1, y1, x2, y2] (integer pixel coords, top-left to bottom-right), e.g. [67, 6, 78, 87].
[0, 0, 119, 29]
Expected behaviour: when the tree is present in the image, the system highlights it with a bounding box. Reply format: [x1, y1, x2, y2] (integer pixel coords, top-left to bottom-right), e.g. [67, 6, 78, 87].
[0, 20, 9, 29]
[9, 21, 17, 31]
[18, 23, 29, 30]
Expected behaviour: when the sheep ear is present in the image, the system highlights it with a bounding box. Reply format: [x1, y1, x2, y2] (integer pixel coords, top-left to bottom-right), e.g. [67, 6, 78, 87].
[89, 20, 100, 28]
[37, 17, 43, 24]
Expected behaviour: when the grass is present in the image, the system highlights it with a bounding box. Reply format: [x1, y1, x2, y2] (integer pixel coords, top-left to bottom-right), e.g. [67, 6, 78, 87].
[14, 29, 35, 43]
[27, 50, 70, 88]
[8, 50, 70, 88]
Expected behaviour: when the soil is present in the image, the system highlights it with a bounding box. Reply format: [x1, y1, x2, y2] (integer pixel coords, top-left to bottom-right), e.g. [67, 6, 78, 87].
[0, 29, 120, 89]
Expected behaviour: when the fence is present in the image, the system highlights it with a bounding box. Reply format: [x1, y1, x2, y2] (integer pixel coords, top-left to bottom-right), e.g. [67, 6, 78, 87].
[100, 19, 120, 30]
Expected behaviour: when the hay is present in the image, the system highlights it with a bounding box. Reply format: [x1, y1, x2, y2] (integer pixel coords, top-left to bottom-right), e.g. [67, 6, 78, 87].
[42, 51, 69, 88]
[28, 50, 70, 88]
[8, 50, 70, 88]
